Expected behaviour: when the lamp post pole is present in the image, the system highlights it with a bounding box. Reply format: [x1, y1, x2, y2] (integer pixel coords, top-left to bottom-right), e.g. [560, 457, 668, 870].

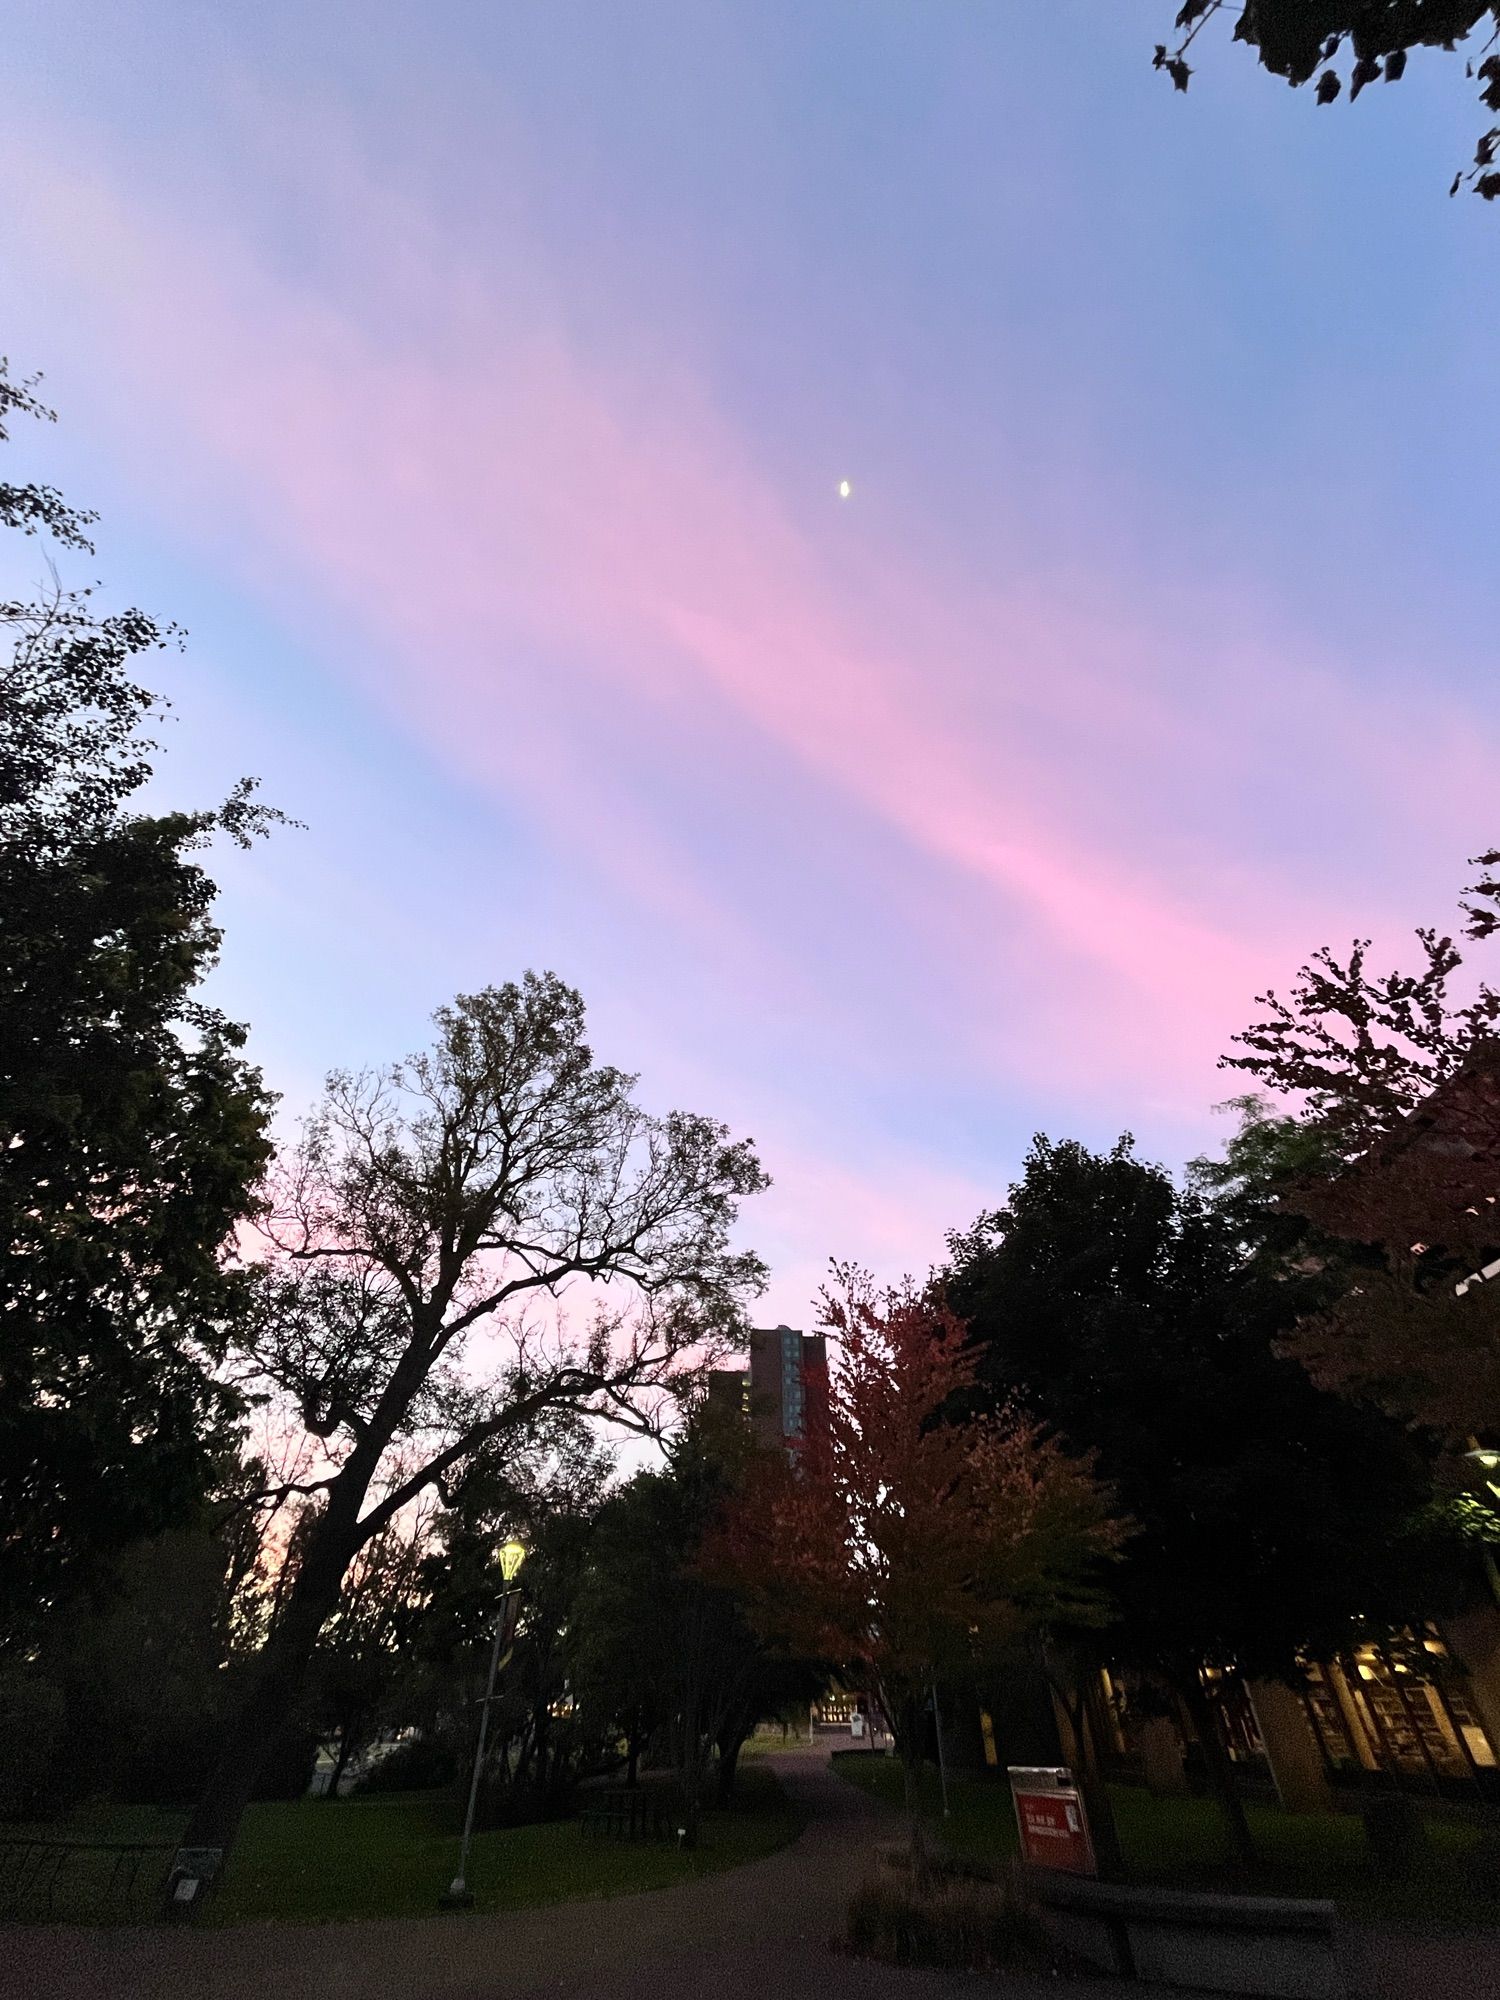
[444, 1539, 526, 1909]
[931, 1676, 952, 1819]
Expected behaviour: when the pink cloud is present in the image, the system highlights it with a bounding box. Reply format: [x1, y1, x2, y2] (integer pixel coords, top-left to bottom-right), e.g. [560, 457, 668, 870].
[5, 114, 1494, 1152]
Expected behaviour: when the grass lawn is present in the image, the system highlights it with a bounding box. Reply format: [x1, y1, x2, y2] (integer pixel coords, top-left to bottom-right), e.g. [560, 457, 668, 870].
[5, 1763, 805, 1926]
[831, 1751, 1500, 1930]
[739, 1732, 811, 1757]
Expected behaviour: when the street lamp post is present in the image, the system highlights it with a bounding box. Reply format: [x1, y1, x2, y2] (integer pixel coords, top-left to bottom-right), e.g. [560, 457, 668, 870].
[443, 1537, 527, 1909]
[931, 1676, 952, 1819]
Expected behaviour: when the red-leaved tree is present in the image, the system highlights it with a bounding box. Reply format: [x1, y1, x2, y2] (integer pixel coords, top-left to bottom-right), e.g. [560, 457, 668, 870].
[704, 1265, 1123, 1830]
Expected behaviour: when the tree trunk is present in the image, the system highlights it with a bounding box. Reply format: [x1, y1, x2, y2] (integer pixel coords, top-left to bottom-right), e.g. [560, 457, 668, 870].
[513, 1723, 536, 1786]
[1180, 1675, 1257, 1869]
[325, 1717, 361, 1800]
[532, 1707, 551, 1795]
[715, 1727, 745, 1804]
[626, 1723, 640, 1788]
[1037, 1639, 1126, 1882]
[680, 1673, 702, 1846]
[891, 1686, 931, 1881]
[1075, 1675, 1127, 1882]
[176, 1507, 359, 1871]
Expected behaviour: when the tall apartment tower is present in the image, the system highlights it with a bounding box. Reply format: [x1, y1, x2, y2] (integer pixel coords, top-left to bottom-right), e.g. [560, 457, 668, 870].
[708, 1324, 828, 1451]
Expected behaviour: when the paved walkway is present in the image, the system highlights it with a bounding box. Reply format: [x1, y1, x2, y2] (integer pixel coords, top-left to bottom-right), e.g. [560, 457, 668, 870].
[2, 1750, 1139, 2000]
[12, 1750, 1500, 1999]
[1345, 1925, 1500, 2000]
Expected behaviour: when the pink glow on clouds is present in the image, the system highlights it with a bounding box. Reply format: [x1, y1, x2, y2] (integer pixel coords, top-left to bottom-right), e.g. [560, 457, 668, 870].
[7, 114, 1499, 1314]
[10, 147, 1287, 994]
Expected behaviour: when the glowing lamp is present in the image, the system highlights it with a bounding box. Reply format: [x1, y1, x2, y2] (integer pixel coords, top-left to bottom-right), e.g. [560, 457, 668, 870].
[499, 1538, 527, 1582]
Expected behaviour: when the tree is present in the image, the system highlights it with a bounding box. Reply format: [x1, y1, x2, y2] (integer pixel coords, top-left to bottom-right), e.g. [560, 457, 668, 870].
[573, 1409, 820, 1833]
[708, 1268, 1122, 1850]
[1270, 1045, 1500, 1437]
[0, 1526, 236, 1816]
[178, 974, 767, 1875]
[1217, 853, 1500, 1438]
[1152, 2, 1500, 200]
[398, 1421, 617, 1816]
[1221, 914, 1500, 1166]
[0, 360, 278, 1645]
[943, 1136, 1446, 1865]
[308, 1505, 438, 1799]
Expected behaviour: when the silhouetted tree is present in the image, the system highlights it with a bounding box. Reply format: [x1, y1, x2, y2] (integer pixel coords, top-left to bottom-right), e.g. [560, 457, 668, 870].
[1217, 853, 1500, 1438]
[709, 1268, 1122, 1858]
[574, 1409, 818, 1834]
[1270, 1047, 1500, 1438]
[398, 1426, 615, 1817]
[944, 1137, 1446, 1864]
[1153, 2, 1500, 200]
[0, 360, 278, 1648]
[178, 975, 767, 1875]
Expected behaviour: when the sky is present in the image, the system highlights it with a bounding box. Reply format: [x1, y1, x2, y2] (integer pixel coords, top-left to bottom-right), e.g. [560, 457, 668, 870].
[4, 1, 1500, 1326]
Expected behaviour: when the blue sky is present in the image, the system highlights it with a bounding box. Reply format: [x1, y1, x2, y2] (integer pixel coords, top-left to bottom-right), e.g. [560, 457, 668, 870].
[5, 1, 1498, 1320]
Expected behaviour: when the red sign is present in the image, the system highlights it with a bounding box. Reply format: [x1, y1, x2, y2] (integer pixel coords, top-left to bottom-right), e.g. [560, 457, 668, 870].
[1009, 1770, 1097, 1876]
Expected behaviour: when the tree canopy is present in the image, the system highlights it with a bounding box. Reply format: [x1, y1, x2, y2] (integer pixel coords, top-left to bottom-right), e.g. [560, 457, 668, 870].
[181, 973, 769, 1868]
[1220, 861, 1500, 1164]
[1216, 851, 1500, 1439]
[708, 1268, 1122, 1816]
[574, 1409, 821, 1825]
[942, 1135, 1445, 1685]
[0, 361, 278, 1645]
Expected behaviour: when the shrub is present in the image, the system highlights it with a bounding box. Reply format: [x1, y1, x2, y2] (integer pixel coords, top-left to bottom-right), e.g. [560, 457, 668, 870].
[1459, 1826, 1500, 1904]
[846, 1858, 1050, 1970]
[1360, 1793, 1429, 1877]
[477, 1773, 576, 1829]
[357, 1737, 459, 1795]
[0, 1672, 66, 1819]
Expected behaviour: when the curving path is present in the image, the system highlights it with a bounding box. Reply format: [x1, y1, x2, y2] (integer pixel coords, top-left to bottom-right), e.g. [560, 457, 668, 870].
[4, 1749, 1142, 2000]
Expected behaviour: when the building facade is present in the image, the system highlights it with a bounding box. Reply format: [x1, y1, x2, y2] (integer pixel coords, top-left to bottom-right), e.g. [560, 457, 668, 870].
[1079, 1609, 1500, 1810]
[708, 1324, 829, 1452]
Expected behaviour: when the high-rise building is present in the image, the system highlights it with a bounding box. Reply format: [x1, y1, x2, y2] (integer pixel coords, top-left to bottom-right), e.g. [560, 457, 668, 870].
[707, 1324, 828, 1451]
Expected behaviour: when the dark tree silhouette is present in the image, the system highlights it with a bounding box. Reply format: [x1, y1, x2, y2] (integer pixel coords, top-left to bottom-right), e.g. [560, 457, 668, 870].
[178, 974, 767, 1878]
[1219, 851, 1500, 1161]
[707, 1268, 1122, 1856]
[944, 1135, 1446, 1864]
[1, 361, 278, 1647]
[1154, 2, 1500, 199]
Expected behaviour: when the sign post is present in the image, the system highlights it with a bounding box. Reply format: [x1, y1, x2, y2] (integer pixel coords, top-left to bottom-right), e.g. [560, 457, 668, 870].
[1007, 1766, 1097, 1877]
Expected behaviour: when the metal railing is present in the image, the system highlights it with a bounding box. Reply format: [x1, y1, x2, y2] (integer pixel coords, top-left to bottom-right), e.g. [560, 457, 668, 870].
[0, 1837, 176, 1922]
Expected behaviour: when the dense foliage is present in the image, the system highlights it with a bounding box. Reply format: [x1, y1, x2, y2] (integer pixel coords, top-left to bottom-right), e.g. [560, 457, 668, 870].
[180, 974, 769, 1865]
[1215, 855, 1500, 1439]
[0, 362, 276, 1646]
[708, 1270, 1122, 1821]
[942, 1133, 1453, 1857]
[945, 1136, 1446, 1678]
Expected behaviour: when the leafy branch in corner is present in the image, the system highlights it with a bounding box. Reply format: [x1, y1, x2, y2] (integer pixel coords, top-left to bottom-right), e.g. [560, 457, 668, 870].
[1154, 1, 1500, 200]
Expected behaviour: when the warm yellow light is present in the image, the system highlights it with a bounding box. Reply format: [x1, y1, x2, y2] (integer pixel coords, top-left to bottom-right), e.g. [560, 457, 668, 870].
[499, 1539, 527, 1582]
[837, 479, 852, 500]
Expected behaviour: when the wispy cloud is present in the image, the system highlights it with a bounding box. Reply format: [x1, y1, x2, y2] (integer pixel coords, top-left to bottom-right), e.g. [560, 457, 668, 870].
[5, 105, 1494, 1311]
